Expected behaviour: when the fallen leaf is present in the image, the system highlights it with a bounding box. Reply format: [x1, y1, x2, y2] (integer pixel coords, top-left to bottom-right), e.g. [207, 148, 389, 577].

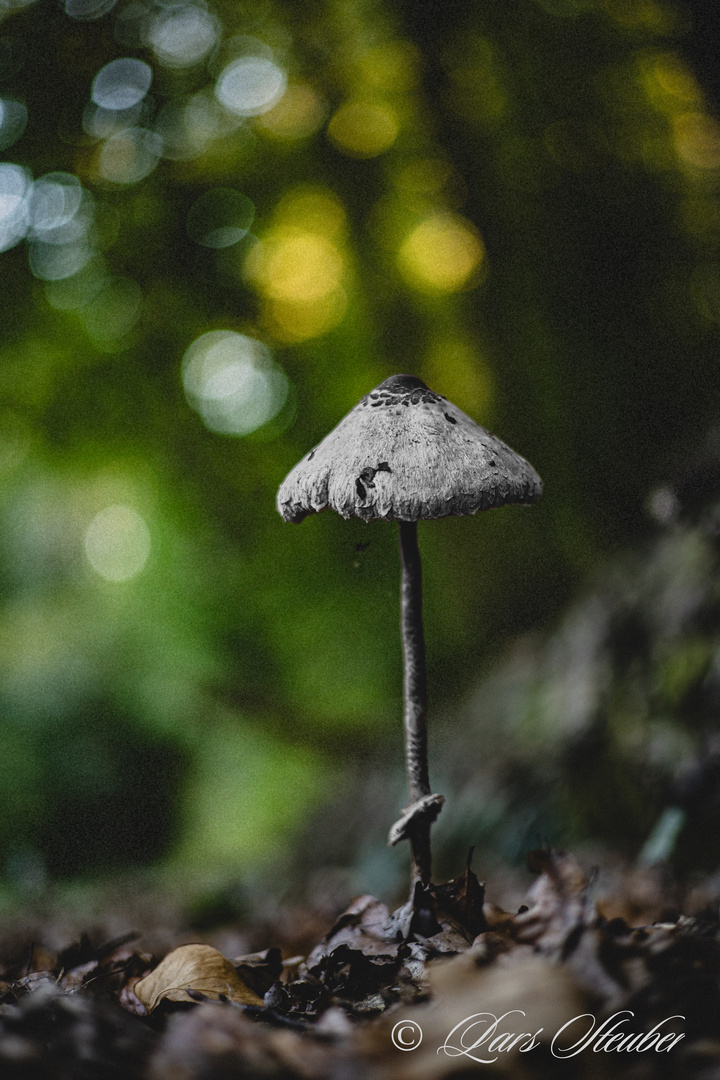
[431, 857, 486, 940]
[134, 944, 263, 1012]
[308, 895, 402, 960]
[232, 946, 284, 998]
[514, 848, 592, 955]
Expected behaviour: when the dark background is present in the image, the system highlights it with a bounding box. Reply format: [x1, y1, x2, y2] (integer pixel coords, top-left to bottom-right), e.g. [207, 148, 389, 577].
[1, 0, 719, 909]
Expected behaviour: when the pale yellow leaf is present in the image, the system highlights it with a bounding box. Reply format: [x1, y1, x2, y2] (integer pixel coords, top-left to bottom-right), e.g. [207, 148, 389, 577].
[134, 943, 264, 1012]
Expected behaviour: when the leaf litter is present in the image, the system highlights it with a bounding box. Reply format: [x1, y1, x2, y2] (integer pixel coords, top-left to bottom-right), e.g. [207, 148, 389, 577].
[2, 850, 720, 1078]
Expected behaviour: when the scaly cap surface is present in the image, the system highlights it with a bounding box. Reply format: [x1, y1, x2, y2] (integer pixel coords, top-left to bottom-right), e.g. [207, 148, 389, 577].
[277, 374, 542, 523]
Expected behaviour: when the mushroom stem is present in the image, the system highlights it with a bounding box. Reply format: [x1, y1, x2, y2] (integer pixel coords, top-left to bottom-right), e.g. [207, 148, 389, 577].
[398, 519, 432, 884]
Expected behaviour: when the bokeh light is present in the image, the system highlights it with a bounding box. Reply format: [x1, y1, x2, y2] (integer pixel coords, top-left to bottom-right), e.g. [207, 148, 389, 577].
[28, 173, 83, 235]
[244, 188, 348, 342]
[147, 5, 219, 69]
[44, 257, 108, 312]
[84, 505, 151, 582]
[644, 53, 702, 107]
[0, 163, 30, 253]
[155, 98, 214, 161]
[29, 236, 92, 281]
[182, 330, 288, 436]
[397, 212, 485, 292]
[327, 100, 399, 158]
[64, 0, 117, 18]
[83, 100, 148, 141]
[91, 58, 153, 111]
[602, 0, 676, 33]
[275, 189, 347, 238]
[0, 98, 27, 152]
[186, 188, 254, 248]
[27, 186, 94, 281]
[246, 230, 346, 341]
[252, 232, 344, 304]
[97, 128, 163, 184]
[183, 89, 227, 142]
[255, 83, 326, 141]
[215, 55, 287, 117]
[673, 112, 720, 171]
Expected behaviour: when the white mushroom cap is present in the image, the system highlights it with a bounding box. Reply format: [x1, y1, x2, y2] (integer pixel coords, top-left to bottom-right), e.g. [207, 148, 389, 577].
[277, 374, 542, 524]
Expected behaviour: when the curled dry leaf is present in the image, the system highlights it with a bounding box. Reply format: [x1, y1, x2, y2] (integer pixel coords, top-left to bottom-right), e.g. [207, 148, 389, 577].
[134, 944, 264, 1012]
[514, 848, 592, 955]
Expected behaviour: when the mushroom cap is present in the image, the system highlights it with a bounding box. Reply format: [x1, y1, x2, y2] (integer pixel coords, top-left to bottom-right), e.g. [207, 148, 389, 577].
[277, 374, 542, 524]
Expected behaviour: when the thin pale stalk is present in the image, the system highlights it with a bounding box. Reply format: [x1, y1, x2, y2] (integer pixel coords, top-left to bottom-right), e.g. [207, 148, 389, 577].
[398, 519, 432, 883]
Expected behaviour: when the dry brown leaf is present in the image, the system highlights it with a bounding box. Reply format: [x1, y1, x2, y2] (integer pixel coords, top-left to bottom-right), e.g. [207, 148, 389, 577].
[134, 944, 264, 1012]
[514, 849, 591, 954]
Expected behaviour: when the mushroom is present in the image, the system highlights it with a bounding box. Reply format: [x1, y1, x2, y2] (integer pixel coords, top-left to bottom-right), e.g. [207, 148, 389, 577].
[277, 373, 542, 887]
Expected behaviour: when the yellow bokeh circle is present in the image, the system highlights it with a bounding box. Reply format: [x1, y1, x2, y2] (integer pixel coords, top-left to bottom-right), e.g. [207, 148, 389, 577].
[397, 213, 485, 293]
[327, 101, 399, 159]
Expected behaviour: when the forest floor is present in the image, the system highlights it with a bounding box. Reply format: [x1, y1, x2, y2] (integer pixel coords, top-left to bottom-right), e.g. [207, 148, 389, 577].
[1, 848, 720, 1079]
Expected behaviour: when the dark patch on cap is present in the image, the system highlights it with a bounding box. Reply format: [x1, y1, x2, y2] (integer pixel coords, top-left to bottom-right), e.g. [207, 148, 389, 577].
[364, 375, 441, 409]
[355, 462, 392, 501]
[444, 412, 457, 424]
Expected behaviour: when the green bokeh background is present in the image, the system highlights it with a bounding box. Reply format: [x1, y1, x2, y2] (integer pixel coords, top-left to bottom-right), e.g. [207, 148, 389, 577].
[0, 0, 719, 897]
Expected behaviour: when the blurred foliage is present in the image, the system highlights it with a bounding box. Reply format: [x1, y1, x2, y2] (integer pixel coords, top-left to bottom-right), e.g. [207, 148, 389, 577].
[434, 462, 720, 883]
[0, 0, 719, 890]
